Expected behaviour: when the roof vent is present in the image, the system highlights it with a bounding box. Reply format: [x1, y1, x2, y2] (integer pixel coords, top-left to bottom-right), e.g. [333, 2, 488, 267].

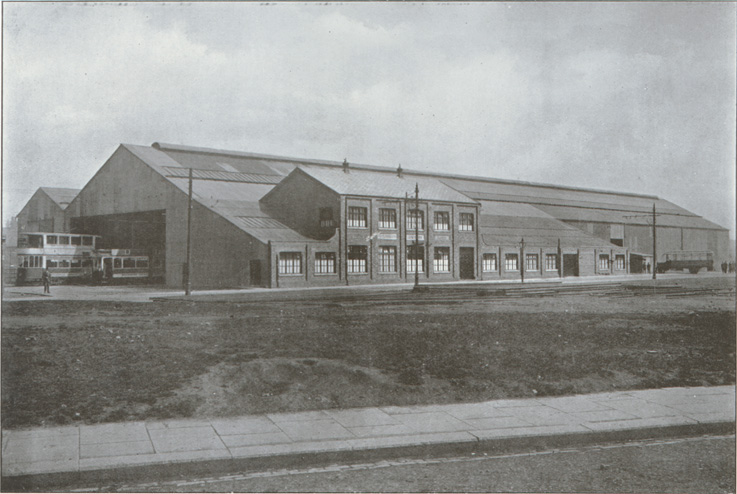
[342, 158, 349, 173]
[397, 164, 403, 178]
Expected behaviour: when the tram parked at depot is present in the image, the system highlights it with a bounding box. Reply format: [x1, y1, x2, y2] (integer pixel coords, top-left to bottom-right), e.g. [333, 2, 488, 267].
[15, 232, 162, 285]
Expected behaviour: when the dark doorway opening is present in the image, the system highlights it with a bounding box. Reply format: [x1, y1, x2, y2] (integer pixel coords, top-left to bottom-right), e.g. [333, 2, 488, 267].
[460, 247, 475, 279]
[250, 260, 262, 286]
[563, 254, 579, 277]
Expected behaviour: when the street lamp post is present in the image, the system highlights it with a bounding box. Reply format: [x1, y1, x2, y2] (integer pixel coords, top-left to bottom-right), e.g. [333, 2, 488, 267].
[414, 183, 420, 288]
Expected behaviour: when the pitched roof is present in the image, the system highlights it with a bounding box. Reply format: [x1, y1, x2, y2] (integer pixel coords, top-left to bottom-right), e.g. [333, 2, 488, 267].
[478, 200, 620, 249]
[292, 166, 477, 204]
[120, 142, 727, 247]
[40, 187, 80, 210]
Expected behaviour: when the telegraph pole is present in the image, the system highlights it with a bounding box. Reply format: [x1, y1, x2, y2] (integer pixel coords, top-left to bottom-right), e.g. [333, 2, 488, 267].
[185, 168, 193, 296]
[520, 237, 525, 283]
[652, 203, 657, 280]
[414, 183, 420, 288]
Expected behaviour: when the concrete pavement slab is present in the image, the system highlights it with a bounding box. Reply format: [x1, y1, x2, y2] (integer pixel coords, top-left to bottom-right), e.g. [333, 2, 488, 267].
[594, 398, 680, 418]
[220, 432, 292, 448]
[390, 412, 473, 433]
[210, 417, 281, 436]
[148, 426, 227, 453]
[581, 416, 698, 432]
[437, 402, 516, 420]
[537, 396, 615, 413]
[461, 416, 532, 430]
[275, 419, 354, 442]
[347, 424, 416, 438]
[81, 440, 155, 458]
[324, 408, 399, 427]
[569, 409, 639, 423]
[508, 406, 582, 426]
[471, 423, 591, 440]
[267, 410, 331, 423]
[79, 422, 149, 444]
[3, 434, 79, 464]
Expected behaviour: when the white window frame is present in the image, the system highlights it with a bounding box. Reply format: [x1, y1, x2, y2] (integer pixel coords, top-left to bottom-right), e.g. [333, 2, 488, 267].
[347, 245, 368, 273]
[278, 252, 303, 275]
[347, 207, 367, 228]
[525, 253, 539, 271]
[505, 253, 519, 271]
[378, 208, 397, 229]
[406, 245, 425, 273]
[459, 213, 474, 232]
[615, 254, 625, 270]
[406, 209, 424, 231]
[314, 252, 336, 274]
[599, 254, 610, 271]
[482, 253, 497, 272]
[433, 211, 450, 231]
[378, 246, 397, 273]
[545, 253, 558, 271]
[433, 247, 450, 273]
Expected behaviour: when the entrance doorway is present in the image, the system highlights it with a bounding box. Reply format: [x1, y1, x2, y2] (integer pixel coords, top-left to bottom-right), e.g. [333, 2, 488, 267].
[563, 254, 579, 277]
[250, 260, 262, 286]
[459, 247, 475, 279]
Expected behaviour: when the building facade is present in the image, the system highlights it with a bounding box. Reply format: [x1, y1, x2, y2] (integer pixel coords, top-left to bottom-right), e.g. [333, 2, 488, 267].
[14, 142, 730, 288]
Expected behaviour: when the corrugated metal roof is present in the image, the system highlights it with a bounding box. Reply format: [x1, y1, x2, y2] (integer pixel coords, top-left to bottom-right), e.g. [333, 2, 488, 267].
[294, 167, 477, 204]
[533, 204, 725, 230]
[40, 187, 80, 209]
[478, 200, 618, 249]
[164, 167, 282, 184]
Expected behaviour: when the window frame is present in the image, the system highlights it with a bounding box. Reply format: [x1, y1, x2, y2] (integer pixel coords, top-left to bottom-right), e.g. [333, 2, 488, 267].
[347, 245, 368, 274]
[278, 252, 303, 275]
[406, 209, 425, 231]
[433, 247, 450, 273]
[482, 253, 497, 272]
[314, 252, 337, 275]
[598, 254, 611, 271]
[433, 211, 450, 231]
[459, 213, 475, 232]
[406, 244, 425, 273]
[504, 253, 519, 271]
[347, 206, 368, 228]
[615, 254, 625, 270]
[378, 208, 397, 230]
[378, 246, 397, 273]
[545, 253, 558, 271]
[525, 253, 539, 272]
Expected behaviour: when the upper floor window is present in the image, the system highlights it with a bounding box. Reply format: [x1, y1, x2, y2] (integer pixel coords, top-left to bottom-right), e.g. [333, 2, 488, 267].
[459, 213, 474, 232]
[379, 208, 397, 229]
[347, 207, 367, 228]
[47, 235, 58, 245]
[434, 211, 450, 231]
[58, 236, 70, 245]
[319, 208, 334, 228]
[407, 209, 424, 231]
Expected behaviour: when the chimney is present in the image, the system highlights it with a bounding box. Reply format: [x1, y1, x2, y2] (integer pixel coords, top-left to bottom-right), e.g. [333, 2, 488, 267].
[342, 158, 349, 173]
[397, 164, 403, 178]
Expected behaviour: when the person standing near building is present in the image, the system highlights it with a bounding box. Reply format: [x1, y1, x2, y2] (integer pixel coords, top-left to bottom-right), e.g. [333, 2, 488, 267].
[42, 267, 52, 294]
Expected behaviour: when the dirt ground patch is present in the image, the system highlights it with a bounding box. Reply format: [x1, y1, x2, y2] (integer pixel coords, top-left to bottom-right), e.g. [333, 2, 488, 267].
[2, 277, 735, 429]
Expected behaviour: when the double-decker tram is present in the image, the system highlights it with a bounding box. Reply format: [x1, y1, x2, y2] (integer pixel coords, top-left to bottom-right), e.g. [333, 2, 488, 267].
[15, 232, 162, 285]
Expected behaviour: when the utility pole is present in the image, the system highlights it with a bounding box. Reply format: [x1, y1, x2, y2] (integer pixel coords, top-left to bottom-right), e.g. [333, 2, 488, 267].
[185, 168, 193, 296]
[520, 237, 525, 283]
[414, 183, 420, 288]
[652, 203, 657, 280]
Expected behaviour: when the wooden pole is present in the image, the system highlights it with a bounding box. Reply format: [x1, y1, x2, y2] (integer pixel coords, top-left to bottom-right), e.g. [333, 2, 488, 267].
[652, 203, 657, 280]
[414, 183, 420, 288]
[185, 168, 193, 295]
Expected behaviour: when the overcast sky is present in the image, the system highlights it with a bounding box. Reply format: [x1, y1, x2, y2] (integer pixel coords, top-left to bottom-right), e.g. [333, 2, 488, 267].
[3, 2, 736, 236]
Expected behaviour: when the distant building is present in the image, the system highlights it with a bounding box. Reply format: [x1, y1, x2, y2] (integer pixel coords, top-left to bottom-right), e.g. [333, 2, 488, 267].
[21, 142, 731, 288]
[16, 187, 80, 238]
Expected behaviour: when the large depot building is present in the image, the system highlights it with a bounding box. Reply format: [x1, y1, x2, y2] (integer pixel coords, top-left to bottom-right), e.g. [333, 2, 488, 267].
[18, 142, 730, 288]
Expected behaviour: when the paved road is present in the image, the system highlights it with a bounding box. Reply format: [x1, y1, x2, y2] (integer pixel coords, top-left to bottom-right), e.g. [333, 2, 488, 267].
[73, 435, 735, 493]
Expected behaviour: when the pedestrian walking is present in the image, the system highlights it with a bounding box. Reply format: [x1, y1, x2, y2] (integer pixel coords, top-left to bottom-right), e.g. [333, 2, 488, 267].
[42, 267, 52, 294]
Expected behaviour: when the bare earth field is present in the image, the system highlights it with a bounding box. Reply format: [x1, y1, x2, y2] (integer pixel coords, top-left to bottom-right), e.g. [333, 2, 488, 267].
[2, 277, 734, 430]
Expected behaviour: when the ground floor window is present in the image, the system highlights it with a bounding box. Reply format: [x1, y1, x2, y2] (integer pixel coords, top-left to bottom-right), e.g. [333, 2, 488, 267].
[406, 245, 425, 273]
[615, 254, 625, 270]
[599, 254, 610, 271]
[545, 253, 558, 271]
[378, 246, 396, 273]
[347, 245, 368, 273]
[525, 253, 538, 271]
[482, 253, 497, 272]
[315, 252, 336, 274]
[505, 253, 518, 271]
[433, 247, 450, 273]
[279, 252, 303, 275]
